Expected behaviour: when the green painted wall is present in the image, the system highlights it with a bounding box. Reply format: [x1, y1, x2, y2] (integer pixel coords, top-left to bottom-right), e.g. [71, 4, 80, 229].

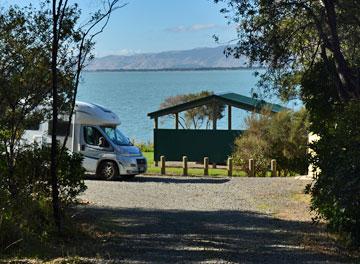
[154, 129, 243, 164]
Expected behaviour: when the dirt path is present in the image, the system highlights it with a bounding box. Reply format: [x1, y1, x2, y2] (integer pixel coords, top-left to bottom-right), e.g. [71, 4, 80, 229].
[70, 176, 356, 263]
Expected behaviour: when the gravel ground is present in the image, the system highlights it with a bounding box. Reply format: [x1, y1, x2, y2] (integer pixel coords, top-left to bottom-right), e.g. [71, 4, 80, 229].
[74, 175, 356, 264]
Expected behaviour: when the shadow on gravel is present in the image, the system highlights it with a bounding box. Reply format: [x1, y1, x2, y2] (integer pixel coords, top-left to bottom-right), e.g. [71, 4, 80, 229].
[70, 206, 353, 263]
[86, 175, 231, 184]
[128, 175, 231, 184]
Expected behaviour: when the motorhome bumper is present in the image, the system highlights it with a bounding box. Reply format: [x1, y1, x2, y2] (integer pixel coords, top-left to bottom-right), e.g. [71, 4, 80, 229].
[117, 156, 147, 175]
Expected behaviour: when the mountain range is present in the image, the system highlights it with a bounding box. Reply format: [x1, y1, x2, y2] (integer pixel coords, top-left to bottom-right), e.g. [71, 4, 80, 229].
[86, 46, 249, 71]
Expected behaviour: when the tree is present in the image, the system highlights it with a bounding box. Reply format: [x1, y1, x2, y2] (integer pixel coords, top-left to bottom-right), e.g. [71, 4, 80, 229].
[215, 0, 360, 245]
[160, 91, 225, 129]
[0, 4, 87, 245]
[214, 0, 360, 101]
[49, 0, 123, 230]
[302, 60, 360, 246]
[0, 6, 52, 198]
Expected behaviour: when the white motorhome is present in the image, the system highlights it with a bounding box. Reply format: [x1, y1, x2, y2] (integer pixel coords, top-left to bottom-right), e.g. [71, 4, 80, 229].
[22, 101, 147, 179]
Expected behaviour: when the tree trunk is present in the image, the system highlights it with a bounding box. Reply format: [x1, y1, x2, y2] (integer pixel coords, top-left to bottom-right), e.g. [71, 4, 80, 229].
[51, 0, 61, 231]
[323, 0, 360, 100]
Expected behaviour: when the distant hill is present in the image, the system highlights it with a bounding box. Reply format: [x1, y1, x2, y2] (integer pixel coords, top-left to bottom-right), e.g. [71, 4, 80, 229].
[86, 46, 250, 71]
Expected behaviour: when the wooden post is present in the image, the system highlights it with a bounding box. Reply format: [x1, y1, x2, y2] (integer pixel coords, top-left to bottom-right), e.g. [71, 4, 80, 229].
[154, 160, 158, 167]
[227, 157, 233, 177]
[175, 113, 179, 129]
[160, 155, 165, 175]
[154, 117, 158, 129]
[212, 163, 217, 169]
[182, 156, 188, 176]
[271, 159, 277, 177]
[228, 105, 232, 130]
[248, 159, 255, 177]
[204, 157, 209, 176]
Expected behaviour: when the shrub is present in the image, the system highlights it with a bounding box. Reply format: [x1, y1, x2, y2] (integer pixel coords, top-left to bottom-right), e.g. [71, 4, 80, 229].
[135, 141, 154, 152]
[0, 144, 86, 251]
[305, 102, 360, 246]
[233, 109, 309, 176]
[233, 134, 269, 177]
[302, 60, 360, 247]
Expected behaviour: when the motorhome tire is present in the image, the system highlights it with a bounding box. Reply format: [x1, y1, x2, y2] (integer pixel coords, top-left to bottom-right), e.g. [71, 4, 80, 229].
[97, 161, 119, 180]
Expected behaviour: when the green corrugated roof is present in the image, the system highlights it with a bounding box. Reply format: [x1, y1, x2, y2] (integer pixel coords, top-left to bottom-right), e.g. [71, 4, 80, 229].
[148, 92, 288, 119]
[218, 93, 286, 113]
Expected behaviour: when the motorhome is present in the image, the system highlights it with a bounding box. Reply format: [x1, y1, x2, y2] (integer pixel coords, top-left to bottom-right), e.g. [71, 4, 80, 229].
[22, 101, 147, 179]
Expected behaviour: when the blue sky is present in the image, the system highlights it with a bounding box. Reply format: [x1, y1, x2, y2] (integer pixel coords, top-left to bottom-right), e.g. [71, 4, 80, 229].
[5, 0, 236, 57]
[89, 0, 236, 57]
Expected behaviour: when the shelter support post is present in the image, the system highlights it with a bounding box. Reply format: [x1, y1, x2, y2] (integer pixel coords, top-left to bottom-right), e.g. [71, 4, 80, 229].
[175, 113, 179, 129]
[154, 117, 158, 129]
[154, 117, 159, 166]
[228, 105, 232, 130]
[212, 102, 217, 130]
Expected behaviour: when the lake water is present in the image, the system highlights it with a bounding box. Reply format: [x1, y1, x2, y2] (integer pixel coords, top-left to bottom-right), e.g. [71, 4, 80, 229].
[78, 70, 298, 143]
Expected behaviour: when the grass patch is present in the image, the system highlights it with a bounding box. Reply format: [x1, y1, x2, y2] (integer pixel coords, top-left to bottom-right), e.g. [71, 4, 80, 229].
[143, 152, 246, 177]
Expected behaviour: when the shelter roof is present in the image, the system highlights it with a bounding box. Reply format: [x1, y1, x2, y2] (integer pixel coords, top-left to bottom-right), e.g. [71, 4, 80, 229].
[148, 92, 287, 119]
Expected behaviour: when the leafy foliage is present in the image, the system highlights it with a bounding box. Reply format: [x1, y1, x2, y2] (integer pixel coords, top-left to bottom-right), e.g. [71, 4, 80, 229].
[0, 145, 86, 251]
[160, 91, 225, 129]
[135, 141, 154, 152]
[233, 109, 309, 176]
[302, 61, 360, 246]
[0, 4, 80, 199]
[214, 0, 360, 101]
[216, 0, 360, 246]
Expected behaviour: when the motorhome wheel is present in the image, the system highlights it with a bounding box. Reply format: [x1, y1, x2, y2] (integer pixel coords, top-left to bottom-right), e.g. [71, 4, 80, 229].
[97, 161, 119, 180]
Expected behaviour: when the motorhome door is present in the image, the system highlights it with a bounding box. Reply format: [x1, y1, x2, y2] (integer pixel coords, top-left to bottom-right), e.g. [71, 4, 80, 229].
[80, 125, 113, 172]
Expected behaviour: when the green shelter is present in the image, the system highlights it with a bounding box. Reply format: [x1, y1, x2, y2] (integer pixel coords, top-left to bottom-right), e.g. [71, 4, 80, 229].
[148, 93, 287, 164]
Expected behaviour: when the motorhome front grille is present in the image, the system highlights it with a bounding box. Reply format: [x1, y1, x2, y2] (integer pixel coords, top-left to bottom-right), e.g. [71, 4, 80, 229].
[136, 159, 146, 165]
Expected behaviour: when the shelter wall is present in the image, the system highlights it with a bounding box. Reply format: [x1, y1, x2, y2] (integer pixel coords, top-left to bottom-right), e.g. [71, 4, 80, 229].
[154, 129, 243, 164]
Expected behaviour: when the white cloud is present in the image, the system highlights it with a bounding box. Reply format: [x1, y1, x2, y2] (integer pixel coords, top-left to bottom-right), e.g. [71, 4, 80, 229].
[166, 23, 217, 33]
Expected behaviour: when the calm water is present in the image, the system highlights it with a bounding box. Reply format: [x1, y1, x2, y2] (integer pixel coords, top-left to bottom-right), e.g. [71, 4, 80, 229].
[78, 70, 297, 143]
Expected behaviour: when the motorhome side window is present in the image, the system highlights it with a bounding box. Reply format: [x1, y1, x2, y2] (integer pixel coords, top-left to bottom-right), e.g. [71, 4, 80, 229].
[83, 126, 109, 148]
[25, 120, 41, 131]
[48, 119, 71, 136]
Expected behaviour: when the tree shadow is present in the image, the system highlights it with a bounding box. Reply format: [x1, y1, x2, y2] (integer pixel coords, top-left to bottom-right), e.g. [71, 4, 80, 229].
[65, 206, 353, 263]
[86, 175, 231, 184]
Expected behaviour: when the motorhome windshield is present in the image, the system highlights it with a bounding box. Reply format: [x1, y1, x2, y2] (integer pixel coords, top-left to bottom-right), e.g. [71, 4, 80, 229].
[100, 126, 132, 146]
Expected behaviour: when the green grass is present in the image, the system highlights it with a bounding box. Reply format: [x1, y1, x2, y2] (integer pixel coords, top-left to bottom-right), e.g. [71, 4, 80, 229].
[143, 152, 246, 177]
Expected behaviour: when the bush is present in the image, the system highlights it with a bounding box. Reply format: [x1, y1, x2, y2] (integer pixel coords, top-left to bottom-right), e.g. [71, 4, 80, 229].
[233, 134, 269, 177]
[233, 109, 309, 176]
[305, 102, 360, 246]
[302, 60, 360, 247]
[135, 141, 154, 152]
[0, 144, 86, 251]
[12, 144, 86, 206]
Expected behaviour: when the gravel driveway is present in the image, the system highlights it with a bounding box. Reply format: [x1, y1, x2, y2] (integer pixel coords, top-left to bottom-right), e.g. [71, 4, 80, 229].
[75, 176, 355, 263]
